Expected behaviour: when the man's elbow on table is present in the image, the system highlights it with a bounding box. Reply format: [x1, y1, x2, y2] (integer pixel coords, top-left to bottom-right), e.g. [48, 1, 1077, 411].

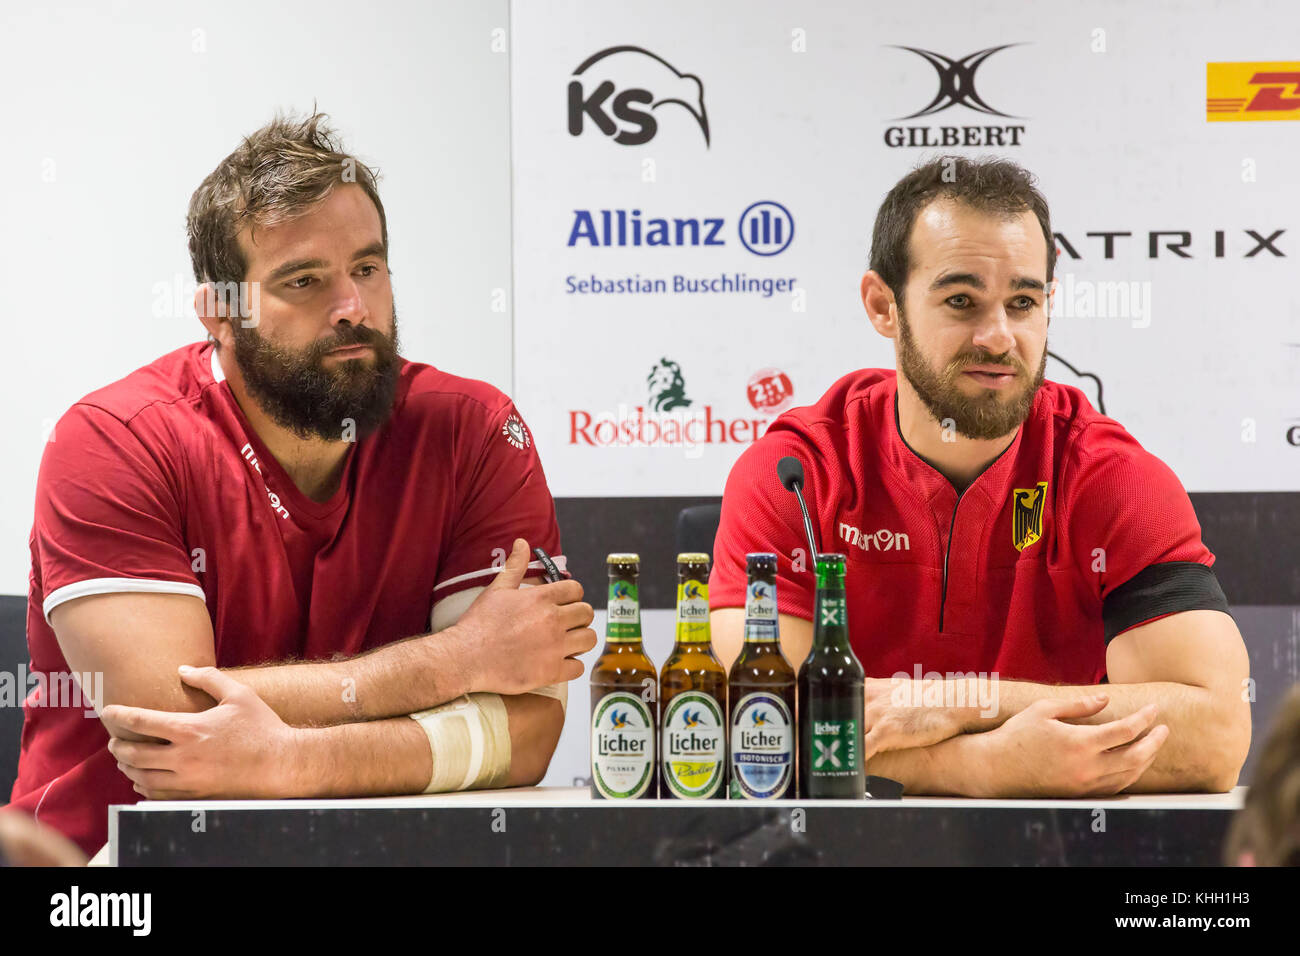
[503, 693, 566, 788]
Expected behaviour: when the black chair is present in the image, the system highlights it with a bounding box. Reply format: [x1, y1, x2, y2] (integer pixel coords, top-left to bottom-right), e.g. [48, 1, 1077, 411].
[0, 595, 28, 798]
[675, 503, 722, 560]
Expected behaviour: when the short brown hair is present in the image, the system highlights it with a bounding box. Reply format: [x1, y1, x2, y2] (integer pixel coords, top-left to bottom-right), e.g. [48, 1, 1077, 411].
[868, 156, 1055, 306]
[1225, 685, 1300, 866]
[186, 109, 387, 292]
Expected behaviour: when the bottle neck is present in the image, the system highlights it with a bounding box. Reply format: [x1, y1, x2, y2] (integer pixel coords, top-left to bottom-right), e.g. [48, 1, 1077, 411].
[812, 582, 851, 652]
[605, 578, 642, 644]
[743, 576, 779, 644]
[674, 577, 712, 645]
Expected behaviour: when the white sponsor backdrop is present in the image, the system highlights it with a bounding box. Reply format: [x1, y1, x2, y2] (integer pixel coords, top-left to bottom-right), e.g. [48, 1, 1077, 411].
[511, 0, 1300, 497]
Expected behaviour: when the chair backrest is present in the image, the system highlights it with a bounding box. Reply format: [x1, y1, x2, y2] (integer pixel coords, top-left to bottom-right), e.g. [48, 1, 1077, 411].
[675, 503, 722, 560]
[0, 595, 29, 798]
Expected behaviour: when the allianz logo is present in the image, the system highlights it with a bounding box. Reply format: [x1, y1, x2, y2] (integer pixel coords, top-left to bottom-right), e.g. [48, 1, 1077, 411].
[838, 522, 910, 552]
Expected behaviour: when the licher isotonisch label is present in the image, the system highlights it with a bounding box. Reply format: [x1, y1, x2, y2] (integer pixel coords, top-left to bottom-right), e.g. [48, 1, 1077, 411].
[675, 579, 710, 641]
[730, 692, 793, 799]
[606, 580, 641, 642]
[661, 691, 725, 798]
[591, 692, 655, 799]
[743, 578, 778, 641]
[810, 717, 860, 780]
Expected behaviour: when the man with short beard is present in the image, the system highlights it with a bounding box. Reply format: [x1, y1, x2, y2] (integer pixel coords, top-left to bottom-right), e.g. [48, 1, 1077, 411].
[4, 113, 595, 856]
[711, 157, 1250, 798]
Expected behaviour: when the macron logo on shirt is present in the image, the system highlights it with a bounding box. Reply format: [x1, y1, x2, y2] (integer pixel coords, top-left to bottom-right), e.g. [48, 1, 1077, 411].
[240, 443, 291, 520]
[838, 521, 910, 553]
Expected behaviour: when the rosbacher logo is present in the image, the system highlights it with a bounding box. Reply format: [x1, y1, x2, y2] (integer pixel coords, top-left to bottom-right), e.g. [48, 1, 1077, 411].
[569, 358, 773, 450]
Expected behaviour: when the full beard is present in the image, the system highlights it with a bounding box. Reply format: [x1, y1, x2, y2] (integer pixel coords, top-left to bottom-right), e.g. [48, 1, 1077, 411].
[897, 307, 1046, 440]
[230, 310, 402, 442]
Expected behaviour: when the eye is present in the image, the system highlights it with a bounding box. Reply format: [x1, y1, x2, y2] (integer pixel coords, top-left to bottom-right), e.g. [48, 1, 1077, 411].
[946, 294, 972, 309]
[287, 276, 314, 289]
[1011, 296, 1038, 311]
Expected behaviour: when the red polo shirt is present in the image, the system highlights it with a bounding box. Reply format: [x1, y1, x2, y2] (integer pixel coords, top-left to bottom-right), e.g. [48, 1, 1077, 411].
[8, 341, 563, 854]
[710, 368, 1228, 684]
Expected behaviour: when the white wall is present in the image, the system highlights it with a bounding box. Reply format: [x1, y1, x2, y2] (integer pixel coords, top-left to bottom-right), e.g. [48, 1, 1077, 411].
[0, 0, 514, 594]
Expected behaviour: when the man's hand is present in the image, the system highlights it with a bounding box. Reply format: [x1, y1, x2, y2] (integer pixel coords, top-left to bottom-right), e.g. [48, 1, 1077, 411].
[861, 676, 981, 758]
[446, 538, 597, 696]
[104, 665, 300, 800]
[977, 694, 1170, 797]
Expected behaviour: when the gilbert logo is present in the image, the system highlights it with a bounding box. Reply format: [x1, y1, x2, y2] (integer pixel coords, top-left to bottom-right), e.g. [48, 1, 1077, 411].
[838, 523, 911, 552]
[50, 886, 151, 936]
[568, 45, 710, 146]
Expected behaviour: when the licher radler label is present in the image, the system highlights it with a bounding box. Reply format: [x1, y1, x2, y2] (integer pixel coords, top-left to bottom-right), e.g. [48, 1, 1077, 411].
[661, 691, 725, 798]
[591, 691, 655, 799]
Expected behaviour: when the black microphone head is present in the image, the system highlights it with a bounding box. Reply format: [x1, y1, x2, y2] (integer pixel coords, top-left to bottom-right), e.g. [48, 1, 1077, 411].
[777, 456, 804, 492]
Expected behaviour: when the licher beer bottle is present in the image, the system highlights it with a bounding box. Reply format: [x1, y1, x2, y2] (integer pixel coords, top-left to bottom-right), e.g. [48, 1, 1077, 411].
[728, 553, 796, 799]
[659, 553, 727, 800]
[590, 554, 657, 800]
[798, 554, 866, 799]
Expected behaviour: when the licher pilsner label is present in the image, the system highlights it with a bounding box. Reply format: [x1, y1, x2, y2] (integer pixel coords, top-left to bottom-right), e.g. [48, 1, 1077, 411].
[659, 553, 727, 799]
[797, 553, 866, 799]
[729, 553, 795, 799]
[590, 554, 657, 799]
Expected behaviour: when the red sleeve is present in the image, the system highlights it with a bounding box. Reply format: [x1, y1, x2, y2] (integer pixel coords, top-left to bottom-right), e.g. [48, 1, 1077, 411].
[33, 403, 204, 625]
[433, 399, 562, 601]
[1063, 418, 1215, 603]
[709, 427, 819, 621]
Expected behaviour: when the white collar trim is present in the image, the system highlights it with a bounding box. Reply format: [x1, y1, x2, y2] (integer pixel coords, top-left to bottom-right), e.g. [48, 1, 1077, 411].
[210, 346, 226, 383]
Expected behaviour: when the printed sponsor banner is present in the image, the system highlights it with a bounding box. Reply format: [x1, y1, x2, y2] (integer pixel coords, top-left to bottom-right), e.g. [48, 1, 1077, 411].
[511, 0, 1300, 496]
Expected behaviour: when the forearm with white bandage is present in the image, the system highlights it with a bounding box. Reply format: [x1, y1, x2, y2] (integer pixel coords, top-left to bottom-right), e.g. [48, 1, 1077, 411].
[411, 581, 567, 792]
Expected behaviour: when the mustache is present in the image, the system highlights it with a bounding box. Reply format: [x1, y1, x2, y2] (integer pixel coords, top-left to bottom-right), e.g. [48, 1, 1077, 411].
[945, 351, 1026, 376]
[313, 326, 388, 357]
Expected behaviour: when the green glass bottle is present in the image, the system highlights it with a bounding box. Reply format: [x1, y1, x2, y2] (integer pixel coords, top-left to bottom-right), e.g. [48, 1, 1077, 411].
[797, 554, 865, 798]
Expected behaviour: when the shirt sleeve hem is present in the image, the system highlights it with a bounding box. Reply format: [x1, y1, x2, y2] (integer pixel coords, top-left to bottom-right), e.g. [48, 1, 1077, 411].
[432, 555, 568, 595]
[43, 577, 206, 626]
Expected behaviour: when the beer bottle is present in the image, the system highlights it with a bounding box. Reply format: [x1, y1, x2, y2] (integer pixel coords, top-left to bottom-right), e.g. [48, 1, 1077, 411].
[590, 554, 657, 800]
[728, 553, 796, 799]
[660, 553, 727, 799]
[797, 553, 866, 798]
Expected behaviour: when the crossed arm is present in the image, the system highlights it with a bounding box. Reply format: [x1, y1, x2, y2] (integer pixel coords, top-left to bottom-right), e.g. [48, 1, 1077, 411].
[55, 542, 595, 799]
[712, 607, 1251, 796]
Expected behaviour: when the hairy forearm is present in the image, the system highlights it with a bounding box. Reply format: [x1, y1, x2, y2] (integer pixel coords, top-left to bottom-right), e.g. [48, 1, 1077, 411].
[224, 627, 477, 728]
[866, 733, 989, 797]
[279, 693, 563, 797]
[962, 677, 1246, 791]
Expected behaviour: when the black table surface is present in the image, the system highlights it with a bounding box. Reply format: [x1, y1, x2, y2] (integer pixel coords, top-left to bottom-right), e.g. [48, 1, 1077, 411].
[104, 786, 1245, 866]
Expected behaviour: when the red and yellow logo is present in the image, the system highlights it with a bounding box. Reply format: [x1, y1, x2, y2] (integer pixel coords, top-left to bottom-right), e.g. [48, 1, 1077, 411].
[1207, 62, 1300, 121]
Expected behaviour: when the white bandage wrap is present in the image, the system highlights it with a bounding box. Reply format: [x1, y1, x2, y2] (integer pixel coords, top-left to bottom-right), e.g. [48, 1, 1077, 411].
[409, 693, 512, 793]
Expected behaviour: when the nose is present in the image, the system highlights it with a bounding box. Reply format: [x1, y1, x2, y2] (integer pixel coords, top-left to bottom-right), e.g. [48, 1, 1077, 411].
[971, 307, 1015, 359]
[330, 275, 369, 329]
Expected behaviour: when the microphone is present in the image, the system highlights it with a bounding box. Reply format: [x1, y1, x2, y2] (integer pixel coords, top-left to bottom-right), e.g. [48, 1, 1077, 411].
[777, 456, 822, 569]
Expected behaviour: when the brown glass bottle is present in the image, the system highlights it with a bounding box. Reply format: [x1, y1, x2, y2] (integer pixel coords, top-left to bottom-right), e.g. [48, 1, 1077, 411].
[659, 553, 727, 799]
[728, 553, 796, 799]
[590, 554, 657, 799]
